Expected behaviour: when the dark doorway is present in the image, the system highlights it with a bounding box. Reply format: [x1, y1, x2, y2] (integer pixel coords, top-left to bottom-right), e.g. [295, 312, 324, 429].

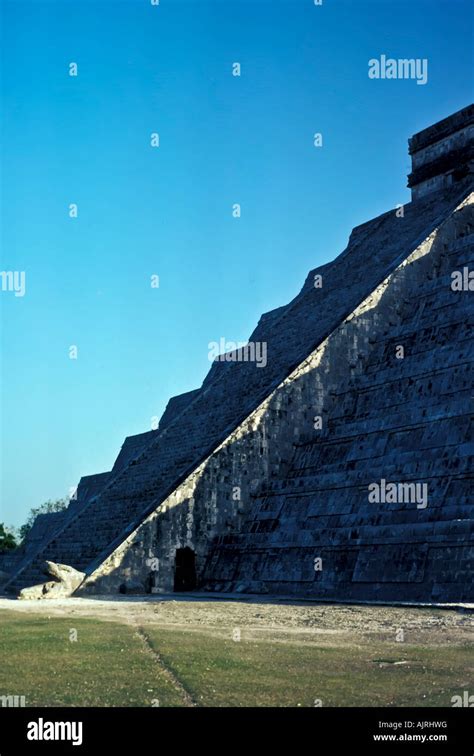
[174, 547, 197, 592]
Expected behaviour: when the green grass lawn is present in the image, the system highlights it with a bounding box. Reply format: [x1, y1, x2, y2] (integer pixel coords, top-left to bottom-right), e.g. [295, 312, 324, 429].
[0, 610, 471, 707]
[0, 612, 182, 706]
[145, 628, 472, 707]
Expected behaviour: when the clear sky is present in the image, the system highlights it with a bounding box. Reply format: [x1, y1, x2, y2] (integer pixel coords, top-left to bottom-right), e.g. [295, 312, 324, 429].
[1, 0, 472, 528]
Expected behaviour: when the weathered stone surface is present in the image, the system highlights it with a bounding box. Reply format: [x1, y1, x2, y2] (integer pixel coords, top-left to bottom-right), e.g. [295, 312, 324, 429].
[45, 561, 83, 583]
[19, 582, 57, 600]
[18, 562, 85, 600]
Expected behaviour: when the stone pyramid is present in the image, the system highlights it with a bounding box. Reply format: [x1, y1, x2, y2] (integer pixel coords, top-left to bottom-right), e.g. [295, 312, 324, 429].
[5, 105, 473, 603]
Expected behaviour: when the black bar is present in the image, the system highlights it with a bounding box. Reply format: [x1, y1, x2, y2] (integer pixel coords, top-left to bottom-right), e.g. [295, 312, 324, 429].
[0, 707, 472, 754]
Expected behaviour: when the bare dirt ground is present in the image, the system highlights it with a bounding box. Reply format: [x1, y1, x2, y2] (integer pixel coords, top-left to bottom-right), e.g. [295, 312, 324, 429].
[0, 594, 472, 647]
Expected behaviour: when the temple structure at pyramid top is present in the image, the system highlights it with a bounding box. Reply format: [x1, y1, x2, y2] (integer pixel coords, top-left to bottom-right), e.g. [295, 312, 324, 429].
[408, 103, 474, 200]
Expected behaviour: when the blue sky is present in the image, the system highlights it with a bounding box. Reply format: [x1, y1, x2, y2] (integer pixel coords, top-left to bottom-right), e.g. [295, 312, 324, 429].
[1, 0, 472, 528]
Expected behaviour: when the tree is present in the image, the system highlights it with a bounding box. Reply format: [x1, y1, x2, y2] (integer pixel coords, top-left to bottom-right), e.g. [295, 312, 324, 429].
[18, 498, 68, 542]
[0, 524, 17, 552]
